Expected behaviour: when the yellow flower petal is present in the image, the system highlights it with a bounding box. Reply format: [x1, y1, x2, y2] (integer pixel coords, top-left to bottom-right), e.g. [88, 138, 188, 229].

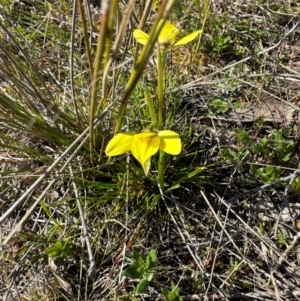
[133, 29, 149, 45]
[142, 158, 151, 176]
[131, 132, 160, 167]
[105, 132, 135, 156]
[174, 30, 202, 46]
[158, 130, 181, 155]
[158, 20, 179, 46]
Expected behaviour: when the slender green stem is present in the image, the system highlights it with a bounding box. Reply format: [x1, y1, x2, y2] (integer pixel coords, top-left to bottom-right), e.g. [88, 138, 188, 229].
[158, 150, 165, 192]
[157, 46, 164, 131]
[156, 46, 166, 191]
[113, 18, 169, 135]
[89, 0, 109, 164]
[144, 84, 157, 127]
[89, 0, 118, 163]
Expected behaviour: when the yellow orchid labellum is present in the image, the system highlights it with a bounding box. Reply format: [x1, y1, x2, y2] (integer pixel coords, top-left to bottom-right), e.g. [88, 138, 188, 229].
[105, 130, 181, 176]
[133, 20, 202, 49]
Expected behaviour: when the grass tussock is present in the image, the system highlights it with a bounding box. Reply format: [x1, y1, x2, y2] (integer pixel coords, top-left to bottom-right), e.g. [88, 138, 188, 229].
[1, 0, 300, 300]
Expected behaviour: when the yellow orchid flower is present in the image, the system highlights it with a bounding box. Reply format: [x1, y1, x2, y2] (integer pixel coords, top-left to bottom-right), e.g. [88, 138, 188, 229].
[105, 130, 181, 175]
[133, 20, 202, 49]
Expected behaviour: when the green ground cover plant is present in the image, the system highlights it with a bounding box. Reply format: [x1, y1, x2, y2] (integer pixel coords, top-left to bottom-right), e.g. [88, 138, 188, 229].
[1, 0, 300, 300]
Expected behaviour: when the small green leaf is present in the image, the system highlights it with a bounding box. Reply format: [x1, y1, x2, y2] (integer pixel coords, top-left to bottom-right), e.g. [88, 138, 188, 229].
[146, 272, 154, 282]
[265, 165, 274, 175]
[250, 164, 260, 174]
[292, 177, 300, 193]
[259, 136, 268, 149]
[209, 97, 229, 114]
[132, 251, 145, 266]
[45, 241, 72, 260]
[125, 294, 140, 301]
[146, 250, 157, 270]
[236, 129, 251, 144]
[122, 266, 144, 279]
[135, 279, 149, 294]
[220, 147, 235, 160]
[161, 285, 182, 301]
